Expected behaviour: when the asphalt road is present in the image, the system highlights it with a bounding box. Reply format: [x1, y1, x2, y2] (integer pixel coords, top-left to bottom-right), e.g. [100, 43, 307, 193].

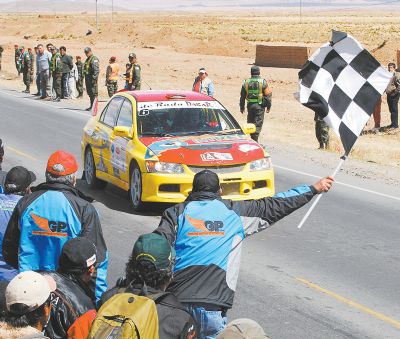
[1, 88, 400, 338]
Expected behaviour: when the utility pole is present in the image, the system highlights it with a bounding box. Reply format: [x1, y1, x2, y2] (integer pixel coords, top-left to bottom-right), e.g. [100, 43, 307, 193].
[299, 0, 302, 24]
[96, 0, 99, 31]
[112, 0, 114, 24]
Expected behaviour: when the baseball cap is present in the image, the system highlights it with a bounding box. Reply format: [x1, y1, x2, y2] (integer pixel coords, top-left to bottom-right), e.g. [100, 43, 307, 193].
[199, 67, 207, 74]
[5, 166, 36, 192]
[59, 237, 97, 273]
[132, 233, 175, 270]
[84, 47, 92, 53]
[217, 318, 269, 339]
[6, 271, 56, 315]
[128, 52, 136, 59]
[251, 65, 260, 75]
[192, 169, 220, 193]
[46, 150, 78, 176]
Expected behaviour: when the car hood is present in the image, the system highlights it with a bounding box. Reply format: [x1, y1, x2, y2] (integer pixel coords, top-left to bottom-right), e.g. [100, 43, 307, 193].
[140, 134, 266, 165]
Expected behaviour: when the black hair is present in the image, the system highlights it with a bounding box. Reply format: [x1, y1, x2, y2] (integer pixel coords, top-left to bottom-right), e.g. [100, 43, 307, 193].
[6, 298, 50, 329]
[125, 256, 173, 289]
[388, 62, 396, 69]
[59, 46, 66, 52]
[46, 43, 53, 48]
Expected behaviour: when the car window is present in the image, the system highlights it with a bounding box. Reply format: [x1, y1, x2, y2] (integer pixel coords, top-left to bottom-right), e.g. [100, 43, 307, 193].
[116, 99, 133, 128]
[100, 97, 124, 127]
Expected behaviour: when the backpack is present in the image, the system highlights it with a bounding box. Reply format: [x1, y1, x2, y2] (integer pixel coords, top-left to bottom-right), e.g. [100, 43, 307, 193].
[88, 292, 160, 339]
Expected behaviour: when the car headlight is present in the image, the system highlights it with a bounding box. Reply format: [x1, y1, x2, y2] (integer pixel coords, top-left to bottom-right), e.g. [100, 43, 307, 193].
[249, 157, 272, 171]
[145, 161, 184, 174]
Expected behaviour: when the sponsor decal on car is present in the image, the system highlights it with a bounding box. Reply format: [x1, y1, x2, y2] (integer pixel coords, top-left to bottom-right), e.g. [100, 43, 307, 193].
[137, 100, 224, 111]
[238, 144, 260, 153]
[200, 152, 233, 161]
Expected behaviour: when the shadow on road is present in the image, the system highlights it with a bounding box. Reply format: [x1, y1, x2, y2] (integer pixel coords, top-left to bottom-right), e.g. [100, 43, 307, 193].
[76, 179, 171, 216]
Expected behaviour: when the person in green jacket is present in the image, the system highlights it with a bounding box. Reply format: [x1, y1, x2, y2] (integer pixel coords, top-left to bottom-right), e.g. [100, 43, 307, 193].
[20, 47, 32, 93]
[83, 47, 99, 110]
[50, 46, 62, 102]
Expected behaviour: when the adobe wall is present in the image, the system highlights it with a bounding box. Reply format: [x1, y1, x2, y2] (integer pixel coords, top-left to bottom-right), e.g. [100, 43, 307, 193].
[255, 45, 310, 69]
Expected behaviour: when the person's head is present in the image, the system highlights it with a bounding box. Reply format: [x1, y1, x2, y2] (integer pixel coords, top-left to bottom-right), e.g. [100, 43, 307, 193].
[216, 318, 269, 339]
[37, 44, 44, 54]
[58, 237, 97, 283]
[14, 44, 18, 50]
[20, 46, 25, 52]
[198, 67, 207, 80]
[27, 47, 32, 53]
[251, 65, 260, 76]
[46, 43, 53, 52]
[49, 45, 56, 55]
[191, 169, 221, 194]
[33, 46, 38, 53]
[128, 52, 136, 63]
[388, 62, 396, 72]
[59, 46, 66, 56]
[109, 56, 116, 64]
[45, 150, 78, 187]
[84, 47, 92, 58]
[0, 139, 4, 169]
[4, 166, 36, 196]
[76, 55, 81, 62]
[126, 233, 176, 291]
[5, 271, 56, 332]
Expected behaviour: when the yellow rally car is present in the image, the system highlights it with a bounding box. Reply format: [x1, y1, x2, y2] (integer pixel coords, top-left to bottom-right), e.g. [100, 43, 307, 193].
[81, 90, 275, 210]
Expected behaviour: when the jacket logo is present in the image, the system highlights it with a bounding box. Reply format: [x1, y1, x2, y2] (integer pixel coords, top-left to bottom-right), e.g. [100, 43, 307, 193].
[186, 215, 225, 236]
[31, 213, 68, 237]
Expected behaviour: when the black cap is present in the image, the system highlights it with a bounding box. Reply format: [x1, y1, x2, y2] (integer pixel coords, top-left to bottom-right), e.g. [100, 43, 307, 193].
[84, 47, 91, 53]
[5, 166, 36, 193]
[251, 65, 260, 75]
[59, 238, 97, 273]
[192, 170, 220, 193]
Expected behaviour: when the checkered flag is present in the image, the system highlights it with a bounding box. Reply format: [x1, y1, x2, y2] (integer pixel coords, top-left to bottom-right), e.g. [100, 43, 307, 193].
[298, 30, 392, 155]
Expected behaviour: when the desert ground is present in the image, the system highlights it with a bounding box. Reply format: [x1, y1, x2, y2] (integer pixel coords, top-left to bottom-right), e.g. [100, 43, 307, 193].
[0, 10, 399, 174]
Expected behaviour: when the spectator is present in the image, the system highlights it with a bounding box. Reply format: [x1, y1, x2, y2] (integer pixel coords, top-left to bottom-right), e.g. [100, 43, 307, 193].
[34, 46, 41, 96]
[3, 150, 108, 304]
[75, 56, 84, 98]
[59, 46, 74, 99]
[0, 167, 36, 282]
[100, 233, 197, 339]
[105, 56, 119, 97]
[0, 271, 54, 338]
[217, 318, 269, 339]
[154, 170, 333, 338]
[14, 44, 21, 76]
[37, 44, 52, 100]
[124, 62, 130, 89]
[50, 46, 62, 102]
[20, 46, 32, 93]
[192, 67, 214, 97]
[28, 47, 35, 90]
[0, 139, 5, 192]
[83, 47, 99, 110]
[385, 62, 400, 129]
[372, 97, 382, 132]
[0, 45, 3, 71]
[126, 52, 141, 90]
[41, 237, 97, 338]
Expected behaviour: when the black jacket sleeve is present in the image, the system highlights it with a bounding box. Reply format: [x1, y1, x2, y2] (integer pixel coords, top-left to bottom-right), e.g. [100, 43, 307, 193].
[239, 82, 247, 111]
[153, 205, 180, 246]
[2, 203, 22, 269]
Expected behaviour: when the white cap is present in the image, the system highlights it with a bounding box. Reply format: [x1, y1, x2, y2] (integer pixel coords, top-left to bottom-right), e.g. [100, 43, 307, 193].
[199, 67, 207, 74]
[6, 271, 56, 314]
[217, 318, 269, 339]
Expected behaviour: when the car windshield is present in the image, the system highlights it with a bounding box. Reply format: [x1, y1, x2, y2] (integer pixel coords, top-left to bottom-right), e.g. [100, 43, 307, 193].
[136, 101, 241, 137]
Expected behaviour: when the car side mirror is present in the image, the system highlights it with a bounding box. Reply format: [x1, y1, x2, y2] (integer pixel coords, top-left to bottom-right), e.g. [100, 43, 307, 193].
[114, 126, 133, 139]
[242, 123, 256, 135]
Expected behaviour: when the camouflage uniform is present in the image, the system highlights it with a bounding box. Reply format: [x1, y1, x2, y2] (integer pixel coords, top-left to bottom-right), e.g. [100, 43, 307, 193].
[21, 51, 32, 92]
[50, 52, 63, 99]
[0, 46, 3, 71]
[314, 113, 330, 149]
[28, 50, 35, 84]
[15, 48, 21, 75]
[83, 54, 99, 108]
[75, 60, 84, 97]
[239, 68, 272, 142]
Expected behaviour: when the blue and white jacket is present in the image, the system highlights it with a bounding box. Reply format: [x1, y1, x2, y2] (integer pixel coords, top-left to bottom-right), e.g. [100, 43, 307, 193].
[155, 185, 317, 309]
[2, 182, 108, 303]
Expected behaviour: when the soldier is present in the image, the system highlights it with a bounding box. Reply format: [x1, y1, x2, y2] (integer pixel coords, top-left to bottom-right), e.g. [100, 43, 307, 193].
[50, 46, 62, 102]
[75, 56, 84, 98]
[14, 44, 21, 76]
[126, 52, 141, 90]
[0, 45, 4, 71]
[314, 114, 330, 149]
[83, 47, 99, 110]
[105, 56, 119, 97]
[239, 65, 272, 142]
[19, 46, 31, 93]
[27, 47, 35, 88]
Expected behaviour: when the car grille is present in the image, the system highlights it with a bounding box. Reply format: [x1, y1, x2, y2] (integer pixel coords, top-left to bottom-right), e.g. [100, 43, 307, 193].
[188, 164, 245, 174]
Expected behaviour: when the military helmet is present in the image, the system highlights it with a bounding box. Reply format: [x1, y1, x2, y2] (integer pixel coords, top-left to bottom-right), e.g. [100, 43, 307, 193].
[251, 65, 260, 75]
[128, 52, 136, 59]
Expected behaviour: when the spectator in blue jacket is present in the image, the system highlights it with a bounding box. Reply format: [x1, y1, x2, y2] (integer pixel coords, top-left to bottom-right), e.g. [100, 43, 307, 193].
[2, 150, 108, 304]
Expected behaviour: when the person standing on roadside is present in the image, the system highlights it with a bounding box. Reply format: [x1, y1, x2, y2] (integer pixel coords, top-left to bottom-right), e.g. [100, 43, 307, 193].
[314, 113, 330, 149]
[126, 52, 141, 90]
[50, 46, 62, 102]
[192, 67, 214, 97]
[59, 46, 73, 99]
[28, 47, 35, 90]
[385, 62, 400, 129]
[14, 44, 21, 76]
[0, 45, 4, 71]
[20, 46, 32, 93]
[33, 46, 41, 96]
[75, 56, 84, 98]
[105, 56, 119, 97]
[83, 47, 99, 110]
[37, 44, 52, 100]
[240, 65, 272, 142]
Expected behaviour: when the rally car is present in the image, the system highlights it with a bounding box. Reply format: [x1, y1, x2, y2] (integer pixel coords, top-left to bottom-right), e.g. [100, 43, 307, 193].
[81, 90, 275, 210]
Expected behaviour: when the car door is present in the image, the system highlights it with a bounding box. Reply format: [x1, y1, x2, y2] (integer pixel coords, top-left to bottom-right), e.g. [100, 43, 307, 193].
[96, 96, 124, 175]
[110, 98, 133, 182]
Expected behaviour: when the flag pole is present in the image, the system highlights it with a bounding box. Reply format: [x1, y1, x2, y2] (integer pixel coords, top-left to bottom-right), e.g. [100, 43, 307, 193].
[297, 155, 347, 229]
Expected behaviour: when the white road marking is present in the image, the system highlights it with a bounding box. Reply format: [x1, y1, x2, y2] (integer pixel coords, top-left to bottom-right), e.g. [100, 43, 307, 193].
[275, 164, 400, 202]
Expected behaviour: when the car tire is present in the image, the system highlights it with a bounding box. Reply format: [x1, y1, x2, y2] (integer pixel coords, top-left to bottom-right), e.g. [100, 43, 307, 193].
[84, 147, 107, 189]
[129, 163, 146, 211]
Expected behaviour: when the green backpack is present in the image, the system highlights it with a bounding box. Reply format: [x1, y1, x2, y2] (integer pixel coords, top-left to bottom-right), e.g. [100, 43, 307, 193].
[88, 292, 159, 339]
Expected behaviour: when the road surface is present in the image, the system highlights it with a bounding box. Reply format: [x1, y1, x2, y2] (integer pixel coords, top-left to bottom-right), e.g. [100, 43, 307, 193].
[1, 88, 400, 338]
